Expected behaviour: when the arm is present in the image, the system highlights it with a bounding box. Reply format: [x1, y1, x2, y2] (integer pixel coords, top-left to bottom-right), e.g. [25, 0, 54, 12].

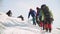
[41, 10, 44, 21]
[49, 11, 54, 21]
[49, 11, 53, 18]
[28, 12, 30, 18]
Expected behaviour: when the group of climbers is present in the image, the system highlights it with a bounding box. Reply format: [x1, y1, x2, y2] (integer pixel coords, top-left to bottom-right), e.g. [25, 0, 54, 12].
[28, 4, 54, 32]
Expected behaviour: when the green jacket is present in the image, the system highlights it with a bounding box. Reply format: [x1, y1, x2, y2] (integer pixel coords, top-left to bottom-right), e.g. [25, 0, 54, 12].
[41, 10, 53, 21]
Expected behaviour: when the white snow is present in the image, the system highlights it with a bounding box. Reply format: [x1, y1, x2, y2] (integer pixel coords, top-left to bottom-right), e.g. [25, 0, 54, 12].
[0, 12, 60, 34]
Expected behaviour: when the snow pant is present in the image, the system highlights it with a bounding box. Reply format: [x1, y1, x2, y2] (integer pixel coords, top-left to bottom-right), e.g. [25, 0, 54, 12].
[36, 16, 40, 26]
[39, 16, 43, 27]
[43, 18, 52, 32]
[40, 21, 43, 27]
[33, 17, 36, 25]
[36, 16, 43, 27]
[43, 23, 52, 32]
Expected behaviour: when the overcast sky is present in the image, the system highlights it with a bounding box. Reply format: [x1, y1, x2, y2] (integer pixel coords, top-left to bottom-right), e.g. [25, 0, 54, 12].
[0, 0, 60, 28]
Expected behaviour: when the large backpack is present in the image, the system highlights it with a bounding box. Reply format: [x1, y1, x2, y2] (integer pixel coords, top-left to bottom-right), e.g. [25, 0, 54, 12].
[44, 10, 51, 18]
[43, 10, 54, 22]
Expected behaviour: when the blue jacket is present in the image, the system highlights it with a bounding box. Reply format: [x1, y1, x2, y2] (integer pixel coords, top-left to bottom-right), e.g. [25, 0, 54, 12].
[28, 10, 36, 18]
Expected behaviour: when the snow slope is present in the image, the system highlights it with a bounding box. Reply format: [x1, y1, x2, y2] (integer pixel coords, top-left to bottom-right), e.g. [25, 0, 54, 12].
[0, 12, 60, 34]
[0, 12, 40, 34]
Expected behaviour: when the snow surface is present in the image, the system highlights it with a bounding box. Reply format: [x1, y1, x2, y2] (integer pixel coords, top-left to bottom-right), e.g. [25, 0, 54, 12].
[0, 12, 60, 34]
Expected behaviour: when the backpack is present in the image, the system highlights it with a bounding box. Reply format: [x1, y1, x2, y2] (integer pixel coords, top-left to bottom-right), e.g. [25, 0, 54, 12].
[44, 10, 54, 22]
[44, 10, 51, 18]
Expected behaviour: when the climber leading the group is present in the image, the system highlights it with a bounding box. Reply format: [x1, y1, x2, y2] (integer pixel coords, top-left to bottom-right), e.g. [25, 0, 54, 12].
[28, 8, 36, 25]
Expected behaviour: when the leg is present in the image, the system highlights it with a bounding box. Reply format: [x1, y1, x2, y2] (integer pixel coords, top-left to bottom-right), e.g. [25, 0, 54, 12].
[43, 19, 47, 30]
[33, 17, 36, 25]
[39, 16, 43, 27]
[36, 16, 40, 26]
[48, 19, 52, 32]
[42, 20, 44, 30]
[48, 23, 52, 32]
[45, 23, 48, 32]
